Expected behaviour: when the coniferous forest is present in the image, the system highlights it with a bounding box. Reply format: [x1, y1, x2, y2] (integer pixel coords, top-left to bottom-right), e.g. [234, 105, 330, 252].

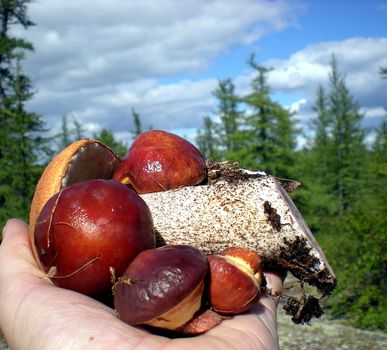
[1, 0, 386, 331]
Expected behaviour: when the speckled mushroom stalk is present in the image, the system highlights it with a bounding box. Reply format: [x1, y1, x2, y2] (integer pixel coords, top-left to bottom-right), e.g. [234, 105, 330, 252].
[142, 168, 336, 297]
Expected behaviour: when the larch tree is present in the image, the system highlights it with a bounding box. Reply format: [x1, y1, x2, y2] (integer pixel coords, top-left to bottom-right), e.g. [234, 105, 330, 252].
[328, 56, 366, 214]
[0, 0, 48, 229]
[196, 79, 240, 160]
[131, 107, 142, 138]
[214, 79, 241, 156]
[93, 128, 127, 158]
[296, 85, 337, 230]
[234, 55, 297, 178]
[195, 115, 221, 160]
[59, 115, 72, 149]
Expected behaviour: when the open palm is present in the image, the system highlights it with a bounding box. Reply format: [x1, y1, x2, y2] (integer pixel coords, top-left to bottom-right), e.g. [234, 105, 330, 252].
[0, 219, 283, 350]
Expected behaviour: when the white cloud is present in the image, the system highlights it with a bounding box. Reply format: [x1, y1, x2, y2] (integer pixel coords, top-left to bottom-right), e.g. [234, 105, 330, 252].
[361, 106, 386, 119]
[267, 37, 387, 94]
[262, 37, 387, 130]
[14, 0, 303, 140]
[222, 37, 386, 148]
[13, 1, 386, 148]
[22, 0, 301, 86]
[288, 98, 307, 113]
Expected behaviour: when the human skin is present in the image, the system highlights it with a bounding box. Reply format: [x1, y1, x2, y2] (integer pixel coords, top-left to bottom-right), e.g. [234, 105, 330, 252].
[0, 219, 283, 350]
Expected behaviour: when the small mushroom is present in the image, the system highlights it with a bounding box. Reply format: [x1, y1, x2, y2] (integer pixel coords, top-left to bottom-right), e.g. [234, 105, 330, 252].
[114, 245, 208, 330]
[207, 247, 263, 314]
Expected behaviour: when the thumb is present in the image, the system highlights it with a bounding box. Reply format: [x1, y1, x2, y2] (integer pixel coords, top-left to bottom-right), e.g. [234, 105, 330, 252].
[263, 269, 286, 306]
[0, 218, 41, 275]
[1, 218, 30, 247]
[264, 270, 286, 294]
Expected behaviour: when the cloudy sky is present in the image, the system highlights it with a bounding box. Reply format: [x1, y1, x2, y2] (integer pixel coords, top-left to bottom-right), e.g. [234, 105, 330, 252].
[14, 0, 387, 146]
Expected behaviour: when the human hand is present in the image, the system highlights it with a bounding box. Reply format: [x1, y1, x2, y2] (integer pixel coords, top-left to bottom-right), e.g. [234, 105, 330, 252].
[0, 219, 283, 350]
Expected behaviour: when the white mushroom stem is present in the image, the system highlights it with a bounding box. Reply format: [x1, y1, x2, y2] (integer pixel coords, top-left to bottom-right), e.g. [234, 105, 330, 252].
[141, 171, 336, 296]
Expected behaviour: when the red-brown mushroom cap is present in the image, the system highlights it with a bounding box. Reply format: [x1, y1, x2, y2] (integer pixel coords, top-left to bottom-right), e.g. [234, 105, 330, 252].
[114, 245, 208, 328]
[29, 140, 120, 267]
[112, 130, 206, 193]
[207, 252, 262, 315]
[34, 179, 155, 297]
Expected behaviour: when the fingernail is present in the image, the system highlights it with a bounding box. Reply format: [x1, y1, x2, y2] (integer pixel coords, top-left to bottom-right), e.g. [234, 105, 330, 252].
[2, 219, 12, 239]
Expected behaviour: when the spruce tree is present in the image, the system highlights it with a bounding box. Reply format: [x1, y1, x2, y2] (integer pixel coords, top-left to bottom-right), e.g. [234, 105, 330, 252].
[56, 115, 85, 152]
[59, 115, 72, 149]
[195, 116, 221, 160]
[299, 57, 367, 225]
[0, 0, 48, 229]
[300, 60, 386, 330]
[367, 58, 386, 208]
[313, 86, 331, 155]
[196, 56, 297, 177]
[328, 56, 366, 214]
[72, 116, 84, 140]
[213, 79, 240, 155]
[131, 107, 142, 138]
[233, 55, 297, 177]
[370, 117, 386, 203]
[295, 86, 337, 230]
[93, 128, 127, 157]
[196, 79, 240, 160]
[0, 0, 33, 100]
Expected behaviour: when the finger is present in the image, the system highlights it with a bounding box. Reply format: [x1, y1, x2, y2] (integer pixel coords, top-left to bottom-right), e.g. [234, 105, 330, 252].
[2, 218, 30, 244]
[195, 272, 284, 350]
[0, 218, 44, 278]
[264, 269, 286, 294]
[262, 269, 286, 308]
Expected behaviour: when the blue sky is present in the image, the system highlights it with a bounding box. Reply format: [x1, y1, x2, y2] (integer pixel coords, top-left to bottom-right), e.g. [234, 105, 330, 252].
[16, 0, 387, 146]
[162, 1, 387, 81]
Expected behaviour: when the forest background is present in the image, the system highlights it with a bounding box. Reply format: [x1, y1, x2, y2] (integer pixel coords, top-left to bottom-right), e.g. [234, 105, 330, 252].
[0, 0, 386, 332]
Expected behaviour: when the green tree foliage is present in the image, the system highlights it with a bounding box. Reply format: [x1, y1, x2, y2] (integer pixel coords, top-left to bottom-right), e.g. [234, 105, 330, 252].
[0, 1, 49, 230]
[196, 115, 221, 160]
[328, 57, 366, 214]
[230, 55, 297, 178]
[298, 58, 386, 330]
[197, 57, 298, 179]
[318, 135, 386, 329]
[93, 128, 127, 158]
[72, 116, 84, 140]
[317, 203, 386, 330]
[373, 117, 386, 157]
[59, 115, 72, 149]
[0, 0, 33, 99]
[196, 55, 386, 330]
[292, 86, 337, 230]
[214, 79, 241, 155]
[131, 107, 142, 138]
[56, 115, 85, 151]
[56, 110, 138, 158]
[296, 57, 366, 228]
[196, 79, 241, 160]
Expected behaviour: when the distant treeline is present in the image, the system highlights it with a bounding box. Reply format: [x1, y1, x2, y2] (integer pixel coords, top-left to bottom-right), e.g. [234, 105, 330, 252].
[1, 0, 386, 330]
[194, 54, 386, 331]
